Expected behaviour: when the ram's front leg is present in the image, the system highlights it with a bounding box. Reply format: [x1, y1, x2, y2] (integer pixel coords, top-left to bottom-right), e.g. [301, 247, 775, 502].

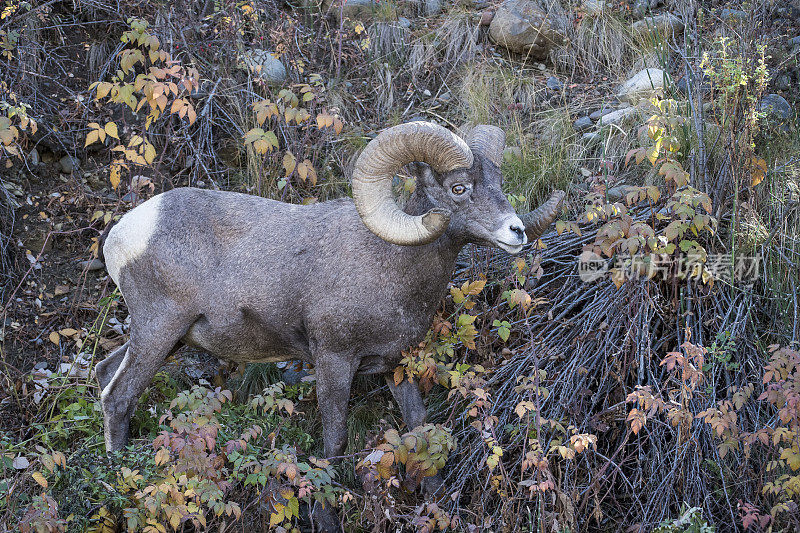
[310, 351, 358, 532]
[385, 376, 445, 499]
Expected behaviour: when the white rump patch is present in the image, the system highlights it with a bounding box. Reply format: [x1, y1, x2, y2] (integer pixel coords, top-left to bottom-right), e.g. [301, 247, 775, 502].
[104, 194, 164, 282]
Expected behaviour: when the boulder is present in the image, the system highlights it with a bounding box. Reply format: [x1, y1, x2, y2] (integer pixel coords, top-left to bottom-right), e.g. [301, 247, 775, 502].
[632, 0, 662, 18]
[721, 8, 747, 22]
[598, 107, 638, 126]
[631, 13, 684, 40]
[618, 68, 669, 103]
[59, 155, 79, 174]
[240, 49, 287, 84]
[489, 0, 567, 60]
[573, 116, 594, 132]
[546, 76, 563, 91]
[590, 106, 614, 121]
[422, 0, 442, 16]
[759, 94, 794, 122]
[79, 259, 105, 271]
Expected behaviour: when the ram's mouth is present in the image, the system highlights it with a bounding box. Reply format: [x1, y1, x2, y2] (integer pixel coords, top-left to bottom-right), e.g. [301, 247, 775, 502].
[496, 241, 525, 254]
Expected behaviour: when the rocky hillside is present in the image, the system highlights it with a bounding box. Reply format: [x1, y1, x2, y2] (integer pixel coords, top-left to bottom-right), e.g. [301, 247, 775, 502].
[1, 0, 799, 531]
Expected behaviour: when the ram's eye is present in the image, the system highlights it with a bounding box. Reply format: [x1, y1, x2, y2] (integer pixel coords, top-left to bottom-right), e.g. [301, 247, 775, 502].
[451, 184, 467, 195]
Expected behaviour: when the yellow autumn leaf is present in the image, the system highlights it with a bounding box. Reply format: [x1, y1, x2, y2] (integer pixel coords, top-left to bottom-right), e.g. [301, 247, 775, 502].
[85, 129, 100, 147]
[109, 163, 122, 191]
[52, 451, 66, 468]
[32, 471, 48, 488]
[104, 122, 119, 139]
[143, 142, 156, 165]
[283, 151, 296, 177]
[95, 82, 113, 100]
[49, 331, 60, 345]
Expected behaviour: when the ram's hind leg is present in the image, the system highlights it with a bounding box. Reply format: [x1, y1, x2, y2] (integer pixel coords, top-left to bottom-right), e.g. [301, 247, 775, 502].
[95, 342, 129, 392]
[100, 308, 194, 452]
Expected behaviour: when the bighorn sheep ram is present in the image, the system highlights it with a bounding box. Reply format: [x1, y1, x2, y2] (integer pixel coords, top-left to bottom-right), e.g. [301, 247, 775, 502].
[95, 121, 563, 527]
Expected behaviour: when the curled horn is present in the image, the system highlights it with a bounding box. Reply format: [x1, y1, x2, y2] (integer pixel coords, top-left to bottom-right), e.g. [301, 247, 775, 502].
[351, 121, 473, 245]
[520, 190, 566, 242]
[466, 125, 505, 168]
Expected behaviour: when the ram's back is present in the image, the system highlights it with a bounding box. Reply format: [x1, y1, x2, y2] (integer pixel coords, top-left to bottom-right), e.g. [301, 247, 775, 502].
[103, 188, 354, 361]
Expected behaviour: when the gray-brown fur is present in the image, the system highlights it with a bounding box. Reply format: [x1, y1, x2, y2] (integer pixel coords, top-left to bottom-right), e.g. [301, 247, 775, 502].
[96, 123, 563, 531]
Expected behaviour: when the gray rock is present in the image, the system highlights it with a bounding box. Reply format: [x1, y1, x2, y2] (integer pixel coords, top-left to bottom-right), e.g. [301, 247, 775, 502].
[489, 0, 567, 59]
[590, 107, 613, 121]
[79, 259, 105, 271]
[633, 0, 662, 18]
[582, 132, 599, 142]
[573, 116, 594, 132]
[241, 49, 287, 84]
[398, 16, 412, 28]
[631, 13, 683, 40]
[759, 94, 794, 121]
[546, 76, 563, 91]
[28, 148, 39, 166]
[422, 0, 442, 16]
[790, 35, 800, 47]
[775, 73, 792, 92]
[59, 155, 79, 174]
[618, 68, 669, 103]
[281, 363, 310, 385]
[607, 185, 631, 200]
[598, 107, 638, 126]
[721, 8, 747, 22]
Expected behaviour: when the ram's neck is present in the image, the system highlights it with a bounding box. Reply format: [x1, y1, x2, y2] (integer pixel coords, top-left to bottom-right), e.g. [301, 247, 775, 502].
[400, 191, 464, 295]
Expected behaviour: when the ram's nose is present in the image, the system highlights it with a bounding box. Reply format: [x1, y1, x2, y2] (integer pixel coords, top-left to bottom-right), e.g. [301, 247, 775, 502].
[509, 221, 525, 241]
[494, 215, 528, 254]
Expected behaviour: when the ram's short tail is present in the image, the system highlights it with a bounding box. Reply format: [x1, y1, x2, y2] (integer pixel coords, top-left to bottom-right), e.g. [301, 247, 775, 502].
[96, 220, 117, 264]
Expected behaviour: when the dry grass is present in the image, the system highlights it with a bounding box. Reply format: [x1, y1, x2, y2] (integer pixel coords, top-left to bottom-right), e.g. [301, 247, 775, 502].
[552, 9, 636, 80]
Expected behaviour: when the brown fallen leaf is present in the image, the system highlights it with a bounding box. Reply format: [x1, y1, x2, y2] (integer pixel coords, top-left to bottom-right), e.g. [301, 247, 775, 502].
[54, 285, 70, 296]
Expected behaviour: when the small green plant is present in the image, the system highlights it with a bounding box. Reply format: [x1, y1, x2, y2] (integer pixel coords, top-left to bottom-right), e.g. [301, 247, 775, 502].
[357, 424, 455, 491]
[654, 505, 715, 533]
[394, 278, 486, 392]
[0, 82, 37, 168]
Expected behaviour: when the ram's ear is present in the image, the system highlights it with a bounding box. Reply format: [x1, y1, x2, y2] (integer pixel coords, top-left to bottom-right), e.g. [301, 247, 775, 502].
[406, 162, 439, 190]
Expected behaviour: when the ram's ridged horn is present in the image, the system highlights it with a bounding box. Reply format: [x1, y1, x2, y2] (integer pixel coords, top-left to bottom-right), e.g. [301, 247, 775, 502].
[520, 190, 566, 241]
[466, 125, 505, 168]
[352, 121, 473, 245]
